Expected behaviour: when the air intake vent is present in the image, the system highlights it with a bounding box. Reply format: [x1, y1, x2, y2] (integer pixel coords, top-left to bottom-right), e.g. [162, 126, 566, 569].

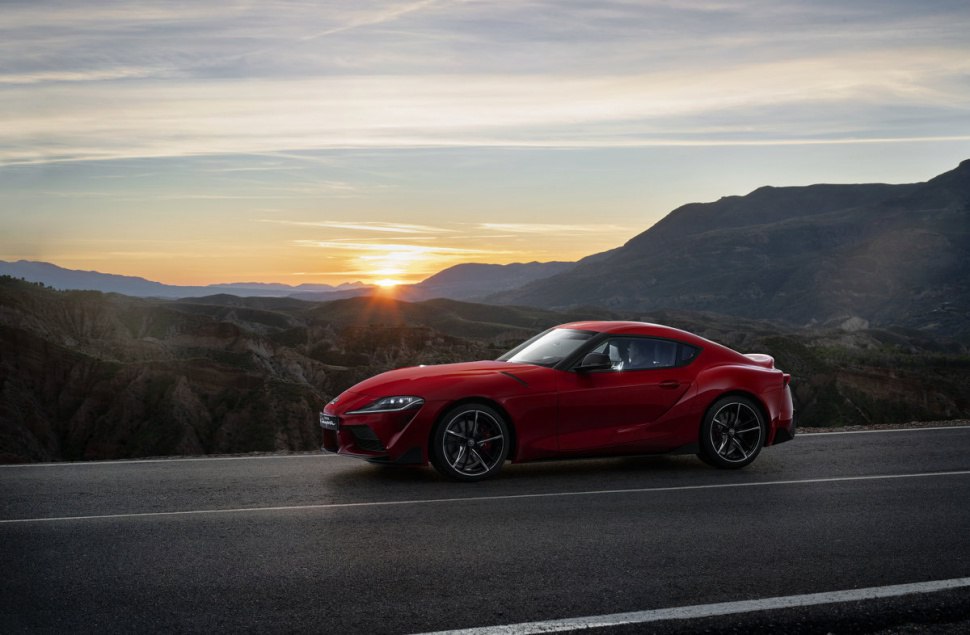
[347, 426, 385, 452]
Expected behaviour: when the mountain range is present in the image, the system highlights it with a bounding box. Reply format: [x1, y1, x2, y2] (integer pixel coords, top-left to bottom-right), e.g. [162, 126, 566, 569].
[0, 260, 370, 299]
[368, 261, 576, 302]
[0, 259, 571, 304]
[4, 160, 968, 339]
[492, 159, 970, 340]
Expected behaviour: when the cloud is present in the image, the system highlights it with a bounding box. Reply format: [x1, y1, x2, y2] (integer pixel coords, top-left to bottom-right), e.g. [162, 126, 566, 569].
[296, 0, 444, 40]
[479, 223, 632, 234]
[1, 1, 968, 169]
[292, 238, 516, 279]
[261, 220, 456, 234]
[293, 240, 500, 255]
[2, 45, 968, 167]
[0, 68, 161, 85]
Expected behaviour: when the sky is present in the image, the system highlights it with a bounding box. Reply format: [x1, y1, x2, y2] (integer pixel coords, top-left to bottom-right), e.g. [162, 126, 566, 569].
[2, 0, 969, 287]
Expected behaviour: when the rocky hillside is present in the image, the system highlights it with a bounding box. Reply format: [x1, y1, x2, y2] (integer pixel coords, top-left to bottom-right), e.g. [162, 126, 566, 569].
[0, 278, 593, 462]
[492, 160, 970, 341]
[1, 277, 968, 463]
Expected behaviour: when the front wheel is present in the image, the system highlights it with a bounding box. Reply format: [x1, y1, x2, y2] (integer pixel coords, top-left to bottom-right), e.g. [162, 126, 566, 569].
[430, 404, 510, 482]
[698, 396, 765, 469]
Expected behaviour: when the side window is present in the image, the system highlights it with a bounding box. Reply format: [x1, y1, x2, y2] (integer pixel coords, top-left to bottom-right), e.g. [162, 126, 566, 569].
[585, 340, 622, 370]
[679, 344, 700, 365]
[604, 339, 628, 370]
[584, 337, 700, 371]
[624, 338, 678, 370]
[590, 337, 680, 371]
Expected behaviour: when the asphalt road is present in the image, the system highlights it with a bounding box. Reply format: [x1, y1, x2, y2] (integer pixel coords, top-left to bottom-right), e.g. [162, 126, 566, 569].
[3, 427, 970, 634]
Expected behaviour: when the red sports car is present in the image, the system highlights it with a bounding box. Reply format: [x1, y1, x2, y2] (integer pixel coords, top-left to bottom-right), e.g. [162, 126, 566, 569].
[320, 321, 795, 481]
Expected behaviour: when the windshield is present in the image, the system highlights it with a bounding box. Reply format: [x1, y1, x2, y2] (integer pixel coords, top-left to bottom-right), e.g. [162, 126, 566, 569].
[498, 328, 596, 367]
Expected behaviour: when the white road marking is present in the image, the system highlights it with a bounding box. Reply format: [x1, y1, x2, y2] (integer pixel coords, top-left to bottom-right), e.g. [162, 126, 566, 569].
[417, 577, 970, 635]
[0, 452, 333, 468]
[2, 469, 969, 524]
[802, 425, 970, 436]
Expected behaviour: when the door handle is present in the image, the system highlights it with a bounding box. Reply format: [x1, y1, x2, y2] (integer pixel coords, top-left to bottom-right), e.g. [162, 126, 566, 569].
[659, 380, 680, 389]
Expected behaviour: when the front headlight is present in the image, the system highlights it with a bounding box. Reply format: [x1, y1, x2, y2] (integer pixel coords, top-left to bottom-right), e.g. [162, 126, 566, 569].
[346, 395, 425, 414]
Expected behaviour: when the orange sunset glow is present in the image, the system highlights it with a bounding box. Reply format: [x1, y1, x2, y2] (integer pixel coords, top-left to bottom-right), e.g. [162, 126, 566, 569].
[1, 2, 968, 287]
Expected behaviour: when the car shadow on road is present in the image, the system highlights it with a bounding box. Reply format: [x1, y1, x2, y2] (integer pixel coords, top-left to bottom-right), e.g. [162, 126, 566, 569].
[497, 454, 712, 480]
[323, 453, 715, 490]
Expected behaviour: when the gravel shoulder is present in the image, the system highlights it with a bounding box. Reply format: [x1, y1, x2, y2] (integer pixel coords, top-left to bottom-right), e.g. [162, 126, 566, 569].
[798, 419, 970, 434]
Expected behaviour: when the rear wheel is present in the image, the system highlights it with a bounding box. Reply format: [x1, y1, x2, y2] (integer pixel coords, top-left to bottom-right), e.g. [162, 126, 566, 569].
[698, 396, 765, 469]
[430, 404, 509, 482]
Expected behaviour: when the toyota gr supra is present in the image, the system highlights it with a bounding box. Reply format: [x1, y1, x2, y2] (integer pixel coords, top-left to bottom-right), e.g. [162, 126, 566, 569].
[320, 321, 795, 481]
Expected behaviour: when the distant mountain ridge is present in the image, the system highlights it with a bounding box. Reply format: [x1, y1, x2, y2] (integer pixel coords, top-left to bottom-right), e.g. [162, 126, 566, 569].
[380, 261, 576, 302]
[0, 259, 575, 303]
[0, 260, 369, 299]
[491, 160, 970, 340]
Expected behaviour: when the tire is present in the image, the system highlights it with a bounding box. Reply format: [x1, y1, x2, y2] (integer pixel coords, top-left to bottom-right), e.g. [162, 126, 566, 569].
[697, 395, 765, 469]
[430, 403, 510, 482]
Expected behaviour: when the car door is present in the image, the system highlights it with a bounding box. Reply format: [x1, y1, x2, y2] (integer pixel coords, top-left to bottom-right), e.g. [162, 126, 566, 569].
[556, 336, 694, 452]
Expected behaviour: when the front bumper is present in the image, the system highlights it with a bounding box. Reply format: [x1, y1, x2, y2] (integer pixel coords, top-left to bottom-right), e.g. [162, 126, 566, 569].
[320, 392, 439, 465]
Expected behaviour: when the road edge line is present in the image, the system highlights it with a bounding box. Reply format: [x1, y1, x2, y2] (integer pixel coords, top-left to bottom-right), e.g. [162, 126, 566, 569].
[3, 469, 970, 524]
[417, 577, 970, 635]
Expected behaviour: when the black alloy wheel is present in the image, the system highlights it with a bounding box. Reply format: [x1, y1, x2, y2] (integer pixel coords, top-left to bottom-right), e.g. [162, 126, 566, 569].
[430, 403, 510, 482]
[698, 395, 765, 469]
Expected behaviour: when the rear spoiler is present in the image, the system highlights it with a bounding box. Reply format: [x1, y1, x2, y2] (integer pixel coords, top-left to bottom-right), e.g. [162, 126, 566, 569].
[743, 353, 775, 369]
[744, 353, 791, 386]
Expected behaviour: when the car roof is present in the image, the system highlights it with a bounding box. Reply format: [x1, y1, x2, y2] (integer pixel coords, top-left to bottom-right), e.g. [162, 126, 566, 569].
[555, 321, 712, 348]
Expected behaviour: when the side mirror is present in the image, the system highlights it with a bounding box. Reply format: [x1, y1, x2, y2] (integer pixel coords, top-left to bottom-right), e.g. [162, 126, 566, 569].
[576, 352, 613, 372]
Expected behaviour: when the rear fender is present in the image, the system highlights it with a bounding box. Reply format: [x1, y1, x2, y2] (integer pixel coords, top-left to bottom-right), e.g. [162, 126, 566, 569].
[693, 364, 784, 430]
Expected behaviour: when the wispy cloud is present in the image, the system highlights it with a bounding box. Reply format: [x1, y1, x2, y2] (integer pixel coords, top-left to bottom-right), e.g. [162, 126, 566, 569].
[291, 238, 515, 280]
[2, 4, 968, 164]
[293, 240, 501, 255]
[262, 220, 455, 234]
[0, 68, 161, 85]
[3, 46, 968, 166]
[198, 165, 301, 174]
[479, 223, 632, 234]
[295, 0, 444, 41]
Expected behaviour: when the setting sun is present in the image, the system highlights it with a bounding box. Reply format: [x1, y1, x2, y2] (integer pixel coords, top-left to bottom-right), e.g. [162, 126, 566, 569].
[374, 278, 402, 288]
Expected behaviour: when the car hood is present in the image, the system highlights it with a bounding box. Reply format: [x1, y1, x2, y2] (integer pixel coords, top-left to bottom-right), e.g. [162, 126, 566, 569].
[346, 360, 549, 399]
